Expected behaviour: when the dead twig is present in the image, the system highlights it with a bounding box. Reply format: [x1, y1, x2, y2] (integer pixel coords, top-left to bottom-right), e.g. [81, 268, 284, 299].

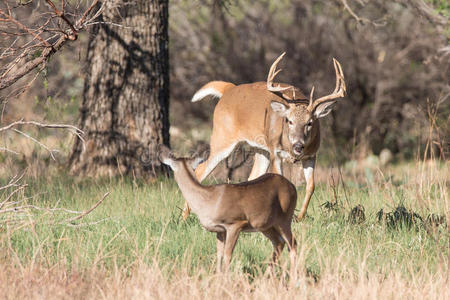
[63, 192, 110, 224]
[0, 0, 102, 91]
[0, 172, 26, 191]
[1, 184, 110, 230]
[0, 119, 85, 160]
[0, 119, 84, 139]
[12, 128, 59, 160]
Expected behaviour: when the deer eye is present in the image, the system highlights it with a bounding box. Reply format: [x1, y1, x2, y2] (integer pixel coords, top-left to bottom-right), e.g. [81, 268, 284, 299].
[288, 120, 293, 125]
[305, 120, 313, 134]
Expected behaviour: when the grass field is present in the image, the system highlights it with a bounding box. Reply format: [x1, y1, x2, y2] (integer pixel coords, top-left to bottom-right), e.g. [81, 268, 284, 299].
[0, 160, 448, 299]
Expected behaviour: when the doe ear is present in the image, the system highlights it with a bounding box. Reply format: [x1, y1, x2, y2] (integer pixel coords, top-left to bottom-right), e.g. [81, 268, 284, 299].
[190, 143, 210, 170]
[157, 144, 176, 170]
[270, 101, 289, 117]
[190, 156, 206, 170]
[313, 100, 336, 119]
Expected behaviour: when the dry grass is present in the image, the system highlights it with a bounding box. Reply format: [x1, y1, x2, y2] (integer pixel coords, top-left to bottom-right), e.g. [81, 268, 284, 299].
[0, 157, 448, 299]
[1, 251, 448, 299]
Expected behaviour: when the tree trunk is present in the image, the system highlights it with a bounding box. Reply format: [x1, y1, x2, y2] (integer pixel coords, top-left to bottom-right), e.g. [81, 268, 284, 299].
[69, 0, 170, 178]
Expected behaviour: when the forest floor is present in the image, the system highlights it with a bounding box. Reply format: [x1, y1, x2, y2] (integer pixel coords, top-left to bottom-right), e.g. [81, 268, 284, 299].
[0, 159, 448, 299]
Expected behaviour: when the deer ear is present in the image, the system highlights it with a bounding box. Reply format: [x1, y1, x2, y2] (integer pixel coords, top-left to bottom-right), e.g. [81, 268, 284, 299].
[270, 101, 289, 117]
[313, 101, 336, 118]
[190, 156, 205, 170]
[189, 143, 209, 170]
[158, 145, 177, 170]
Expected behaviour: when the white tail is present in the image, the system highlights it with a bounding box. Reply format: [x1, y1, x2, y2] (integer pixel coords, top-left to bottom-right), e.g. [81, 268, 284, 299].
[158, 145, 297, 272]
[191, 81, 235, 102]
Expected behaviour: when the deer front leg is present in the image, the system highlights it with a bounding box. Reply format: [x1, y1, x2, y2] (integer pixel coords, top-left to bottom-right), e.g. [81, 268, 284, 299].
[216, 232, 226, 273]
[248, 153, 270, 180]
[223, 223, 245, 271]
[269, 152, 283, 175]
[297, 157, 316, 220]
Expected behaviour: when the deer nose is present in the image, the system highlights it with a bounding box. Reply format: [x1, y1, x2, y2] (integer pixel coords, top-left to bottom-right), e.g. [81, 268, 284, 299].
[293, 142, 304, 155]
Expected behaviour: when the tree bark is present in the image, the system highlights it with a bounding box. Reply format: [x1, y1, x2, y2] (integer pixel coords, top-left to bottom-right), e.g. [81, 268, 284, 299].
[69, 0, 169, 178]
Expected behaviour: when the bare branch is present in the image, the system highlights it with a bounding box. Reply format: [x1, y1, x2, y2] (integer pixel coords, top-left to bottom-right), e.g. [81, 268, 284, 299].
[45, 0, 78, 40]
[12, 128, 58, 160]
[0, 147, 20, 155]
[0, 119, 85, 141]
[1, 176, 110, 230]
[0, 119, 84, 161]
[339, 0, 369, 25]
[0, 172, 26, 192]
[0, 8, 51, 47]
[0, 34, 65, 90]
[339, 0, 387, 26]
[0, 0, 101, 91]
[403, 0, 448, 27]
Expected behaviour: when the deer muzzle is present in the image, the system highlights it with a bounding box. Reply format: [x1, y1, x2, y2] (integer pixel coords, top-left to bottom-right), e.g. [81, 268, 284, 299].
[293, 142, 304, 155]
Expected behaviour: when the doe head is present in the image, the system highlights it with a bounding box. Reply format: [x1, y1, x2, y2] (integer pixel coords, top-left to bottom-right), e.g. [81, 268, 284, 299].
[158, 144, 209, 171]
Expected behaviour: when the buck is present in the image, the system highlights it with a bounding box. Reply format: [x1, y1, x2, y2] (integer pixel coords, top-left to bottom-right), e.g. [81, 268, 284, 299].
[158, 145, 297, 272]
[184, 53, 346, 221]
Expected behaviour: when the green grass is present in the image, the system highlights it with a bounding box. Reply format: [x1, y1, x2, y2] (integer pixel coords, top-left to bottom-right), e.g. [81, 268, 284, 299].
[1, 166, 447, 281]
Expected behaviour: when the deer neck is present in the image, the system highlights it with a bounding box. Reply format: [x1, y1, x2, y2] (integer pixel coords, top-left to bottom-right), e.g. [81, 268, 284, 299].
[173, 160, 214, 215]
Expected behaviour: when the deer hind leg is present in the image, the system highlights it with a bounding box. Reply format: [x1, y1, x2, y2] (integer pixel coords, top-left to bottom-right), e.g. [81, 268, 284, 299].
[180, 139, 237, 220]
[262, 228, 285, 266]
[248, 153, 270, 180]
[277, 224, 297, 271]
[297, 157, 316, 221]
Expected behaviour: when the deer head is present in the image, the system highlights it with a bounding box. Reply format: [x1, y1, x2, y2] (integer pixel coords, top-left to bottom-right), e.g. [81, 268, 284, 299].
[158, 145, 209, 171]
[267, 53, 346, 157]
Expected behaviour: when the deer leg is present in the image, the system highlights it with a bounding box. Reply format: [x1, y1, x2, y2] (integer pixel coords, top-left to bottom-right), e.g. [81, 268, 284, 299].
[216, 232, 226, 273]
[223, 223, 245, 271]
[180, 140, 237, 220]
[277, 224, 297, 271]
[248, 153, 270, 180]
[297, 157, 316, 220]
[262, 228, 285, 265]
[267, 150, 283, 175]
[195, 139, 238, 183]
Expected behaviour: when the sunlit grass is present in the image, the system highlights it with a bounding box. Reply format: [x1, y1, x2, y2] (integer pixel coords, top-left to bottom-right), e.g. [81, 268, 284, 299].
[0, 161, 448, 299]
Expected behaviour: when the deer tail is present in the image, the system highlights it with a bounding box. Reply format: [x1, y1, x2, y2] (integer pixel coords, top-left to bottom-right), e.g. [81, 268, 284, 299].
[191, 81, 235, 102]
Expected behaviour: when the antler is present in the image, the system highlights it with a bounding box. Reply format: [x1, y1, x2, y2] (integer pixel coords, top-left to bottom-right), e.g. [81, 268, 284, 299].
[267, 52, 291, 92]
[308, 58, 346, 111]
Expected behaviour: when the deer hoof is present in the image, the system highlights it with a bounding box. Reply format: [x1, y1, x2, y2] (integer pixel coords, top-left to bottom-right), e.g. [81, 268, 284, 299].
[182, 208, 190, 220]
[294, 214, 305, 223]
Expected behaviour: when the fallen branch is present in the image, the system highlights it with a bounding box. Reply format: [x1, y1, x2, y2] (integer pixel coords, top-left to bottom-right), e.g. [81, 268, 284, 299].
[1, 185, 110, 230]
[63, 192, 110, 224]
[0, 172, 26, 192]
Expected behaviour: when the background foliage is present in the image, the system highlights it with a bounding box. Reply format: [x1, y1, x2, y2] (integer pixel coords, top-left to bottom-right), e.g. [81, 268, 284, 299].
[2, 0, 448, 166]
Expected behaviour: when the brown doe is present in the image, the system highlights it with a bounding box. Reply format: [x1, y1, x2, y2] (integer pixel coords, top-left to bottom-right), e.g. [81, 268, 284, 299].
[187, 53, 346, 221]
[158, 145, 297, 272]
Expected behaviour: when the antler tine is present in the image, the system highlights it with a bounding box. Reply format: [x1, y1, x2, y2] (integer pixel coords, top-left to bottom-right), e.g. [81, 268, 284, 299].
[309, 86, 315, 109]
[309, 58, 346, 111]
[267, 52, 291, 92]
[334, 58, 346, 94]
